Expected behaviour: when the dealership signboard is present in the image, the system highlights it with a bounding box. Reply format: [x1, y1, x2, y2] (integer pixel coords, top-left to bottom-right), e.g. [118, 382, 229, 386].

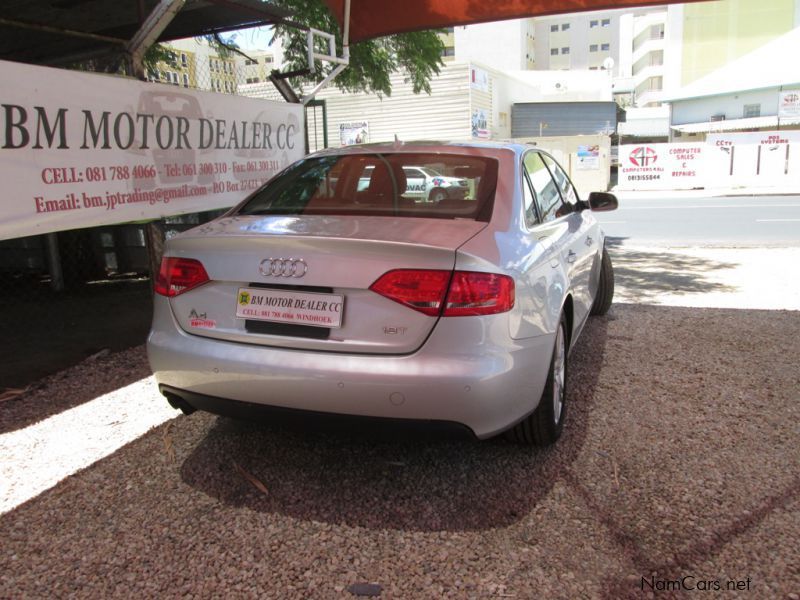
[618, 143, 705, 190]
[0, 59, 304, 241]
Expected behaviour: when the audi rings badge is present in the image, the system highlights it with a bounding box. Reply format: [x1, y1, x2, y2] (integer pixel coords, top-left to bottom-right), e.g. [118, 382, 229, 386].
[259, 258, 308, 278]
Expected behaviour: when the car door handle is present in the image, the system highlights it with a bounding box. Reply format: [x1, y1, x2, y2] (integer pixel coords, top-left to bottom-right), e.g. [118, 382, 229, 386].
[567, 250, 577, 263]
[585, 236, 594, 246]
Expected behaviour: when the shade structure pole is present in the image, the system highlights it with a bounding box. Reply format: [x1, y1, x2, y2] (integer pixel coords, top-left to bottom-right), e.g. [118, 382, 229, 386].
[301, 0, 350, 105]
[125, 0, 186, 79]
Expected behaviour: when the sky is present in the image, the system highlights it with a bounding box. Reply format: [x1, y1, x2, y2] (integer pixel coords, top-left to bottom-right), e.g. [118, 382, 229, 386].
[222, 26, 276, 51]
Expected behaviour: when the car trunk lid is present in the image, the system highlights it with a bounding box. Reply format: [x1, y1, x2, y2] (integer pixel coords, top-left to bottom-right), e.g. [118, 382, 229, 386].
[165, 214, 487, 354]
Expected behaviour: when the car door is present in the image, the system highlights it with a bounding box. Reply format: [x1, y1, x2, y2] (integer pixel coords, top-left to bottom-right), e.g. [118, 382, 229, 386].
[540, 153, 598, 330]
[520, 151, 572, 336]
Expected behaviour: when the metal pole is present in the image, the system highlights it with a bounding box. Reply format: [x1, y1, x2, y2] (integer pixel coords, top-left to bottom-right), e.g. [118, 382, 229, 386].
[45, 233, 64, 292]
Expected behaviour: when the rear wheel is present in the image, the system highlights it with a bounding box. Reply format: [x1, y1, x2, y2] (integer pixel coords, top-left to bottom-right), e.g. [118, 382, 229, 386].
[590, 246, 614, 316]
[507, 313, 568, 447]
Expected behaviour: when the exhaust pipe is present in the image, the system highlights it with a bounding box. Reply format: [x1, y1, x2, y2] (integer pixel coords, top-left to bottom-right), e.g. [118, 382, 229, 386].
[163, 391, 196, 415]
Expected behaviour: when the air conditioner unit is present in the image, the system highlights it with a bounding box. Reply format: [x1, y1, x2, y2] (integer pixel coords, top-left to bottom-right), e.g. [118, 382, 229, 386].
[710, 114, 726, 122]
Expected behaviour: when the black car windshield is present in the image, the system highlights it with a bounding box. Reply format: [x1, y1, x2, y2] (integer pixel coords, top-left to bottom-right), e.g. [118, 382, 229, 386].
[236, 153, 499, 221]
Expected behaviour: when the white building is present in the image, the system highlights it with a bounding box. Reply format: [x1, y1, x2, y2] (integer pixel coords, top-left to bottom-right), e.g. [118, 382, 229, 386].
[240, 61, 613, 194]
[664, 28, 800, 140]
[453, 20, 536, 70]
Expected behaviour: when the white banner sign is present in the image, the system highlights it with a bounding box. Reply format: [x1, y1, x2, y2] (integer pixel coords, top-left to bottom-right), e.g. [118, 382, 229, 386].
[618, 131, 800, 190]
[618, 143, 705, 190]
[705, 130, 800, 147]
[0, 59, 304, 241]
[778, 90, 800, 119]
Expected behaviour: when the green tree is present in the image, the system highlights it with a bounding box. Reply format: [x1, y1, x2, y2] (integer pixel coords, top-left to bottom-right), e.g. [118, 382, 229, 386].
[272, 0, 444, 96]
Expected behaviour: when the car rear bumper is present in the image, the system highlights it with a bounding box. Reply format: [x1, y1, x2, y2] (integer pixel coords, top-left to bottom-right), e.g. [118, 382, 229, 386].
[147, 298, 554, 439]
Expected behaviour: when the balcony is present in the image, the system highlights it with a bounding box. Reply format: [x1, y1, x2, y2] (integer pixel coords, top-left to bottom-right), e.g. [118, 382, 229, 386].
[632, 37, 665, 66]
[632, 11, 666, 39]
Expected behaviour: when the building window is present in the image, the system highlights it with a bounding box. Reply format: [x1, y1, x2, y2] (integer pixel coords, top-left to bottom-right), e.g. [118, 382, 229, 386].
[601, 43, 610, 51]
[590, 20, 599, 28]
[561, 23, 570, 31]
[550, 24, 558, 32]
[183, 73, 189, 87]
[601, 18, 611, 27]
[743, 104, 761, 118]
[550, 48, 558, 55]
[589, 66, 598, 70]
[441, 46, 455, 57]
[264, 56, 274, 63]
[590, 44, 598, 52]
[561, 47, 570, 55]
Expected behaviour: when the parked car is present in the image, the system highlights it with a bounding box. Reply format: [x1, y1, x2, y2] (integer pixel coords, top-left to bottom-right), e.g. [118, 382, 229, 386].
[148, 141, 617, 446]
[356, 165, 468, 202]
[401, 165, 469, 202]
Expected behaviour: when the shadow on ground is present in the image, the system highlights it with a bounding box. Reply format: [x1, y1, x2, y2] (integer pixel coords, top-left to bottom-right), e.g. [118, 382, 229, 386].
[606, 237, 737, 303]
[178, 316, 610, 532]
[0, 278, 152, 390]
[0, 346, 151, 435]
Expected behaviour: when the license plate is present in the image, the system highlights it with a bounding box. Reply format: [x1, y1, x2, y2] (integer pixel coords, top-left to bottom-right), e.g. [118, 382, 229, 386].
[235, 287, 344, 328]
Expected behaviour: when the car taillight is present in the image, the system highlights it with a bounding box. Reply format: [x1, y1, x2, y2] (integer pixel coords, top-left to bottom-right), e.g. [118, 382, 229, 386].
[154, 257, 210, 297]
[444, 271, 515, 316]
[369, 270, 451, 316]
[369, 270, 514, 317]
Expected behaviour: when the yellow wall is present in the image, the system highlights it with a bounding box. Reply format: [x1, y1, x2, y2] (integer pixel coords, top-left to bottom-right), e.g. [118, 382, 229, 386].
[681, 0, 796, 85]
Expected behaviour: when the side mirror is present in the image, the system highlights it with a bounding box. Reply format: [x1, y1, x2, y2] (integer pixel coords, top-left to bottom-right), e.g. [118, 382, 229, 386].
[587, 191, 618, 212]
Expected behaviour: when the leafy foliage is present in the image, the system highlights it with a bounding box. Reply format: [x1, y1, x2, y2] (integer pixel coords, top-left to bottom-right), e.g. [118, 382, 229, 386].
[273, 0, 444, 96]
[68, 43, 176, 75]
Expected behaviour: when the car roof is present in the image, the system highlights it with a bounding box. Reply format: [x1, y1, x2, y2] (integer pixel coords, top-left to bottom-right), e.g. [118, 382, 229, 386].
[311, 140, 528, 159]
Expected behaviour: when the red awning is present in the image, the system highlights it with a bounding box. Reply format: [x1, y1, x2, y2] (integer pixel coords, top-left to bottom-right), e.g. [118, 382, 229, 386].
[322, 0, 684, 43]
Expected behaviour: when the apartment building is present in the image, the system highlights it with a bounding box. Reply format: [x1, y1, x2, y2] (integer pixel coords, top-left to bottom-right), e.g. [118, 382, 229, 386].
[147, 48, 198, 89]
[241, 50, 281, 84]
[167, 37, 239, 94]
[452, 19, 537, 70]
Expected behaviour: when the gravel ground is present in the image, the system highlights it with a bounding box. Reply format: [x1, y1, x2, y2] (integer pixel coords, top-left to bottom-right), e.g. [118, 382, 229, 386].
[1, 301, 799, 598]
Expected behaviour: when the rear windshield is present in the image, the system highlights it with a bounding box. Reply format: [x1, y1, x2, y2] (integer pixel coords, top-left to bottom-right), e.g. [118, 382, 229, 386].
[236, 153, 499, 221]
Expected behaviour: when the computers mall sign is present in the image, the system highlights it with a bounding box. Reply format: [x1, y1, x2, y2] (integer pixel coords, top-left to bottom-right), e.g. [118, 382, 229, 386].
[619, 131, 800, 190]
[618, 143, 705, 190]
[0, 60, 304, 241]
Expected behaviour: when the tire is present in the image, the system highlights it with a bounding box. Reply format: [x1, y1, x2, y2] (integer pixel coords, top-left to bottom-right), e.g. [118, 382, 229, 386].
[429, 189, 447, 203]
[507, 313, 568, 447]
[590, 246, 614, 316]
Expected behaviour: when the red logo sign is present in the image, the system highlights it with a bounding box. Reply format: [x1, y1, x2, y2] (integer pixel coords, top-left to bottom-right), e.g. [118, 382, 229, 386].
[629, 146, 658, 167]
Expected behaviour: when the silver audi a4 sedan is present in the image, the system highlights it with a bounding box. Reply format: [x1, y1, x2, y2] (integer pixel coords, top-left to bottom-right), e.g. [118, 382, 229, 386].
[147, 141, 617, 446]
